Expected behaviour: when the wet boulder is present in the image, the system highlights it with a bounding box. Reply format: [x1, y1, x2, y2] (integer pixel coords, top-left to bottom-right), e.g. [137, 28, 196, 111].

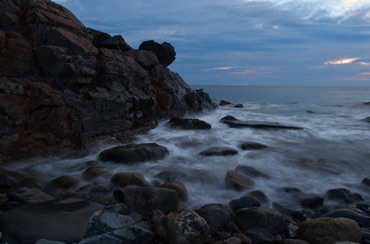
[225, 171, 254, 191]
[82, 210, 153, 243]
[321, 209, 370, 227]
[45, 175, 78, 196]
[362, 178, 370, 187]
[200, 147, 238, 156]
[239, 141, 268, 150]
[298, 217, 362, 244]
[139, 40, 176, 67]
[325, 188, 358, 204]
[228, 195, 261, 212]
[195, 203, 233, 236]
[167, 118, 211, 130]
[111, 172, 149, 187]
[0, 198, 104, 243]
[293, 193, 324, 208]
[220, 116, 303, 130]
[235, 207, 289, 235]
[98, 143, 169, 164]
[220, 100, 232, 106]
[235, 165, 270, 179]
[114, 186, 179, 215]
[82, 166, 108, 180]
[161, 181, 188, 202]
[155, 209, 212, 244]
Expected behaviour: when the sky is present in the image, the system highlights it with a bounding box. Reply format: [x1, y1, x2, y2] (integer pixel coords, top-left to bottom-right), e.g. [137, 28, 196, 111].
[53, 0, 370, 86]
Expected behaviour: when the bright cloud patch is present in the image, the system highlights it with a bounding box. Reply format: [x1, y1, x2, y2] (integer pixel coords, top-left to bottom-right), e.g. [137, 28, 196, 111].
[211, 66, 240, 71]
[325, 58, 359, 65]
[241, 0, 370, 20]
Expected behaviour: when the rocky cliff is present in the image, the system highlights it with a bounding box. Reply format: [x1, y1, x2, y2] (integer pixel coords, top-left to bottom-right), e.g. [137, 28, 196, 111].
[0, 0, 216, 163]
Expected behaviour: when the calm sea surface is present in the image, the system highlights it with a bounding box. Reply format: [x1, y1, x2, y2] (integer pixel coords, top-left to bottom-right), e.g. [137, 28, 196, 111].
[9, 86, 370, 209]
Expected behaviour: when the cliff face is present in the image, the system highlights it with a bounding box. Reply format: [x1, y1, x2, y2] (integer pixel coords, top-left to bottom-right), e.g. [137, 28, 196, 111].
[0, 0, 216, 162]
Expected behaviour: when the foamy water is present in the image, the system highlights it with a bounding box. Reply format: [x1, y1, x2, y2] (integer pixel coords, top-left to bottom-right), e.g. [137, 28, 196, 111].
[7, 86, 370, 209]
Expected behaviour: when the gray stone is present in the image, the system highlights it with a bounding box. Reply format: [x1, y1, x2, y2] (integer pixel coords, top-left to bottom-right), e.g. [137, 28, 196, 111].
[84, 210, 153, 243]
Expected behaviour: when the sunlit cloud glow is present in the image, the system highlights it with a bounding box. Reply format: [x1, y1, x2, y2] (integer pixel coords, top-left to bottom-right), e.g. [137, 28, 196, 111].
[325, 58, 359, 65]
[210, 66, 241, 71]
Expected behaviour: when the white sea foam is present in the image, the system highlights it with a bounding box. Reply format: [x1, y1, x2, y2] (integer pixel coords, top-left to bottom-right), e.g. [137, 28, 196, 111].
[6, 86, 370, 209]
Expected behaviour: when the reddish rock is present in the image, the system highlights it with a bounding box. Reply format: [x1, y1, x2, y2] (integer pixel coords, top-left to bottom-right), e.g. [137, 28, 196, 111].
[0, 0, 216, 163]
[161, 181, 188, 201]
[111, 172, 149, 187]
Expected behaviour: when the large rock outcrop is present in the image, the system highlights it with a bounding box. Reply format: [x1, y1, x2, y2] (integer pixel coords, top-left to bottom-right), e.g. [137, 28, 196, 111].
[0, 0, 216, 162]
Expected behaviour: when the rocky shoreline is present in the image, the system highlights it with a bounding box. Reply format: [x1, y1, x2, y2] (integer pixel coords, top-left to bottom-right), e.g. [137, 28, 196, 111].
[1, 0, 370, 243]
[1, 115, 370, 243]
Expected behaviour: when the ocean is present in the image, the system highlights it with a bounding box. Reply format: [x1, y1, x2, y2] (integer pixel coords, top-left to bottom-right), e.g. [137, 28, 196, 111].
[9, 86, 370, 209]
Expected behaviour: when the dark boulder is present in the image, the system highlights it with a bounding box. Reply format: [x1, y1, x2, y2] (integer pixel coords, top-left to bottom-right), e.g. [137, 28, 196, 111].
[98, 143, 169, 164]
[195, 203, 233, 236]
[235, 207, 289, 235]
[228, 195, 261, 212]
[239, 141, 268, 150]
[362, 177, 370, 186]
[234, 103, 244, 108]
[220, 116, 303, 130]
[200, 147, 238, 156]
[111, 172, 149, 187]
[293, 193, 324, 208]
[321, 208, 370, 227]
[0, 198, 104, 244]
[82, 166, 108, 180]
[225, 171, 254, 191]
[139, 40, 176, 67]
[114, 186, 179, 216]
[0, 168, 26, 188]
[160, 181, 188, 202]
[100, 35, 132, 51]
[182, 89, 218, 113]
[325, 188, 358, 204]
[235, 165, 270, 179]
[167, 118, 211, 130]
[220, 100, 232, 106]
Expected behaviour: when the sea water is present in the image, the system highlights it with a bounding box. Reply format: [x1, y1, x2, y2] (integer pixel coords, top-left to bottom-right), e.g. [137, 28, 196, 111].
[9, 86, 370, 209]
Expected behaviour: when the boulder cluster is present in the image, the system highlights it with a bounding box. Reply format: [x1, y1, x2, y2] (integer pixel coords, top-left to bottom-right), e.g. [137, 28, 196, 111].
[0, 0, 216, 163]
[0, 117, 370, 243]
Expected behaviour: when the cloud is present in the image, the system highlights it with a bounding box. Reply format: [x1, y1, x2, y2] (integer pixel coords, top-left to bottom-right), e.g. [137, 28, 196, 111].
[240, 0, 370, 20]
[359, 62, 370, 66]
[325, 58, 359, 65]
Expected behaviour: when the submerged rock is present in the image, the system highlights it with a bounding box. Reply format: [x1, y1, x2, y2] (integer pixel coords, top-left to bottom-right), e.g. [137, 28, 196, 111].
[98, 143, 169, 164]
[225, 171, 254, 191]
[298, 217, 362, 244]
[200, 147, 238, 156]
[235, 165, 270, 179]
[239, 141, 269, 150]
[167, 118, 211, 130]
[220, 116, 303, 130]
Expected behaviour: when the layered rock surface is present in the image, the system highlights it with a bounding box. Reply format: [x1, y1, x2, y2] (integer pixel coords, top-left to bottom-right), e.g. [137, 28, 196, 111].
[0, 0, 216, 162]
